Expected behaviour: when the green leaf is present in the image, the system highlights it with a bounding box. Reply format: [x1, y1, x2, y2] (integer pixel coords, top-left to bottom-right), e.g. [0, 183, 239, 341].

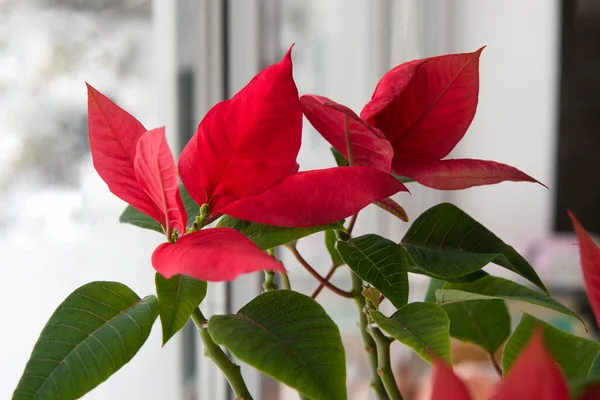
[330, 147, 349, 167]
[119, 183, 201, 233]
[336, 234, 409, 308]
[436, 275, 582, 323]
[590, 353, 600, 380]
[208, 290, 346, 400]
[13, 282, 158, 400]
[119, 205, 163, 233]
[325, 230, 345, 267]
[217, 216, 344, 251]
[391, 173, 415, 183]
[155, 273, 207, 345]
[443, 299, 510, 354]
[401, 203, 546, 292]
[370, 302, 451, 363]
[502, 314, 600, 381]
[424, 278, 445, 303]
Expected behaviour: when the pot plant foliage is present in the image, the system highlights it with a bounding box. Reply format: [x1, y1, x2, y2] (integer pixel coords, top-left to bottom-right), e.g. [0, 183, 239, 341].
[12, 45, 600, 400]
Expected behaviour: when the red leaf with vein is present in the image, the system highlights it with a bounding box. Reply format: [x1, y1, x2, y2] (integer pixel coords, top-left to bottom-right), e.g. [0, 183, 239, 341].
[152, 228, 284, 281]
[568, 210, 600, 327]
[221, 166, 408, 227]
[395, 158, 545, 190]
[87, 83, 161, 221]
[134, 127, 187, 237]
[300, 94, 393, 172]
[492, 329, 569, 400]
[430, 359, 472, 400]
[373, 197, 409, 222]
[361, 48, 483, 160]
[179, 46, 302, 212]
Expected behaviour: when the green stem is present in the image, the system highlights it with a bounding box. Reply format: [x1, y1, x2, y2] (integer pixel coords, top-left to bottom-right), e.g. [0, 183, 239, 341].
[191, 308, 254, 400]
[263, 270, 277, 291]
[367, 324, 404, 400]
[279, 271, 291, 290]
[351, 273, 389, 400]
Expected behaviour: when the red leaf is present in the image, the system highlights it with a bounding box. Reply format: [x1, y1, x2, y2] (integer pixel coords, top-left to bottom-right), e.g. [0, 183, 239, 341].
[492, 329, 569, 400]
[221, 166, 408, 227]
[134, 127, 187, 237]
[568, 210, 600, 327]
[300, 94, 393, 172]
[180, 46, 302, 213]
[152, 228, 285, 281]
[395, 158, 545, 190]
[373, 197, 409, 222]
[178, 130, 208, 206]
[361, 48, 483, 161]
[430, 359, 472, 400]
[87, 83, 161, 221]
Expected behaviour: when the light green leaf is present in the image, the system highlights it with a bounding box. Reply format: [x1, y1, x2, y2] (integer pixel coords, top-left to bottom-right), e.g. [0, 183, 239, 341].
[337, 234, 409, 308]
[401, 203, 546, 292]
[590, 353, 600, 380]
[119, 183, 201, 233]
[391, 173, 415, 184]
[436, 275, 582, 323]
[443, 299, 510, 354]
[13, 282, 158, 400]
[424, 278, 445, 303]
[502, 314, 600, 380]
[370, 302, 451, 363]
[217, 216, 344, 251]
[208, 291, 346, 400]
[155, 273, 207, 345]
[325, 230, 345, 267]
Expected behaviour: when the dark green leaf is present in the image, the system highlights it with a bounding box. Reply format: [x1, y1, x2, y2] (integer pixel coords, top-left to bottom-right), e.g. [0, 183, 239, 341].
[325, 230, 345, 267]
[436, 275, 582, 323]
[13, 282, 158, 400]
[443, 299, 510, 354]
[155, 273, 207, 345]
[401, 203, 546, 292]
[502, 314, 600, 380]
[119, 183, 201, 233]
[208, 290, 346, 400]
[217, 216, 344, 250]
[337, 234, 409, 308]
[119, 206, 163, 233]
[370, 302, 451, 363]
[330, 147, 349, 167]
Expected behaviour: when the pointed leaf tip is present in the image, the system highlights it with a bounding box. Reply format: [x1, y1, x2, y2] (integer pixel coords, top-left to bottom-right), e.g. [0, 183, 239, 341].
[430, 359, 473, 400]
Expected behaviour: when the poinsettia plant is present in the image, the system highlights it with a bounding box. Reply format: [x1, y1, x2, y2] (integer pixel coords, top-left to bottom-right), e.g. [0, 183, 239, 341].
[12, 44, 600, 400]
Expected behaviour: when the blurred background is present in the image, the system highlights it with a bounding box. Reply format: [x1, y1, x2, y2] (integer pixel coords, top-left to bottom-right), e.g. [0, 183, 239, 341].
[1, 0, 597, 399]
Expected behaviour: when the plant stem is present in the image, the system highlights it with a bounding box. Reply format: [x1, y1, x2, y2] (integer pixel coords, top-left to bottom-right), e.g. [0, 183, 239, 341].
[351, 273, 389, 400]
[490, 353, 503, 376]
[279, 271, 291, 290]
[285, 244, 353, 298]
[191, 308, 254, 400]
[311, 264, 337, 299]
[346, 213, 359, 236]
[367, 324, 404, 400]
[263, 270, 277, 291]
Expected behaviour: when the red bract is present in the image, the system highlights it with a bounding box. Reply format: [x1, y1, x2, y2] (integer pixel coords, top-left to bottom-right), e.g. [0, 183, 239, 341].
[88, 86, 284, 282]
[302, 49, 543, 191]
[179, 47, 302, 215]
[430, 329, 574, 400]
[568, 210, 600, 327]
[152, 228, 285, 281]
[179, 46, 407, 227]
